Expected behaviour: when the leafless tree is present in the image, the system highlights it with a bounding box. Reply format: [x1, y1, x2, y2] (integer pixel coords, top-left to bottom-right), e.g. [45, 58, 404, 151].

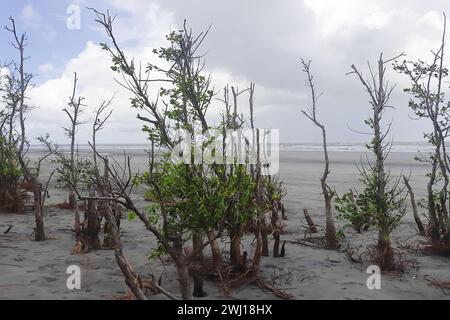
[300, 58, 339, 250]
[62, 73, 85, 209]
[4, 17, 52, 241]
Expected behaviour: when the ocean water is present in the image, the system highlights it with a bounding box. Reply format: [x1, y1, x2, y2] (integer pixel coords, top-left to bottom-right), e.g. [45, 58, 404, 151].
[28, 142, 435, 155]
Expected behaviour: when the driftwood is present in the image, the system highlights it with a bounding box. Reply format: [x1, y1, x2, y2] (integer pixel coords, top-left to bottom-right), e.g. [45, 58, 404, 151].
[424, 276, 450, 296]
[4, 225, 13, 234]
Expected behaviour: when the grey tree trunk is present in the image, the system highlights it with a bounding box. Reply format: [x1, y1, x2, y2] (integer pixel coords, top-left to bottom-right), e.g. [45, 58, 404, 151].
[33, 179, 45, 241]
[404, 177, 426, 236]
[176, 259, 193, 300]
[207, 230, 221, 270]
[229, 234, 242, 266]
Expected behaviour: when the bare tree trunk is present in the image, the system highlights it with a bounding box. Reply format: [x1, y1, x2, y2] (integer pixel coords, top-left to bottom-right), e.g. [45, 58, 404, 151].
[192, 231, 204, 261]
[252, 220, 262, 273]
[281, 203, 287, 220]
[404, 176, 426, 236]
[261, 218, 269, 257]
[273, 231, 280, 257]
[271, 201, 278, 226]
[303, 208, 318, 233]
[33, 179, 45, 241]
[68, 190, 77, 210]
[74, 202, 81, 240]
[191, 231, 206, 297]
[207, 230, 221, 270]
[229, 233, 242, 266]
[427, 160, 441, 245]
[323, 181, 338, 249]
[377, 227, 395, 270]
[192, 274, 207, 298]
[175, 258, 193, 300]
[103, 202, 147, 300]
[87, 198, 101, 250]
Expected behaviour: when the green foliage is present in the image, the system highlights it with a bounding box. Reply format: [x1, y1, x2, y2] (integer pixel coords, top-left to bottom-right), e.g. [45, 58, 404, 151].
[0, 135, 22, 207]
[52, 155, 95, 190]
[335, 191, 372, 232]
[336, 229, 346, 240]
[127, 210, 136, 221]
[336, 166, 406, 234]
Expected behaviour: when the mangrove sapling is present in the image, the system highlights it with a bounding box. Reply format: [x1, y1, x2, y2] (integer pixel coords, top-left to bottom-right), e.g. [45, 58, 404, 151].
[300, 58, 339, 250]
[339, 53, 407, 270]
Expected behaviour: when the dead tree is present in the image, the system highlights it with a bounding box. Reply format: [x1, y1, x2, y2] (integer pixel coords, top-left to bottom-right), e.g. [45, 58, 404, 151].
[303, 208, 318, 233]
[5, 17, 50, 241]
[300, 58, 338, 250]
[62, 73, 85, 210]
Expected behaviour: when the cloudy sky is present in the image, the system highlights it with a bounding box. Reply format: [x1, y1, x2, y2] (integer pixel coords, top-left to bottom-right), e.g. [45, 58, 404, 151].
[1, 0, 450, 144]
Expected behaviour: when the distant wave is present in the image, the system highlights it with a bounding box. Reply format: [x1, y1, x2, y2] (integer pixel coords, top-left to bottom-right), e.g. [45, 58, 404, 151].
[280, 142, 435, 153]
[27, 142, 435, 154]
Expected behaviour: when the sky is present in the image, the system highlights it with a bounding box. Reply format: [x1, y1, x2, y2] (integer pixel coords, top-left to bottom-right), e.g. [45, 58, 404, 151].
[1, 0, 450, 144]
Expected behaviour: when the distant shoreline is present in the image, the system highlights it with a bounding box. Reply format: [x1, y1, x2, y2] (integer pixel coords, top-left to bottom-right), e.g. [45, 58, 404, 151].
[26, 142, 435, 154]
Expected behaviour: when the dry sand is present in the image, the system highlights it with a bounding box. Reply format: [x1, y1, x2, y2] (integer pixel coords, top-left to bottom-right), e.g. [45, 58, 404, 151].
[0, 150, 449, 300]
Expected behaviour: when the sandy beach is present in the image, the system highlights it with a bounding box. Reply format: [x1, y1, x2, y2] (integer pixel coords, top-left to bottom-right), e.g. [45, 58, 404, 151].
[0, 149, 449, 300]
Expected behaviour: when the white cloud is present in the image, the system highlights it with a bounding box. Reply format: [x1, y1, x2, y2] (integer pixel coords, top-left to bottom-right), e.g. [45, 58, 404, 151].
[364, 7, 394, 30]
[20, 4, 41, 27]
[38, 63, 60, 78]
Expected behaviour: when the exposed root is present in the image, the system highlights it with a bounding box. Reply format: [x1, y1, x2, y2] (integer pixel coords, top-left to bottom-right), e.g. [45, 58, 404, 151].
[424, 276, 450, 296]
[54, 201, 86, 211]
[345, 243, 363, 265]
[205, 262, 294, 300]
[366, 245, 416, 273]
[111, 289, 136, 300]
[255, 278, 295, 300]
